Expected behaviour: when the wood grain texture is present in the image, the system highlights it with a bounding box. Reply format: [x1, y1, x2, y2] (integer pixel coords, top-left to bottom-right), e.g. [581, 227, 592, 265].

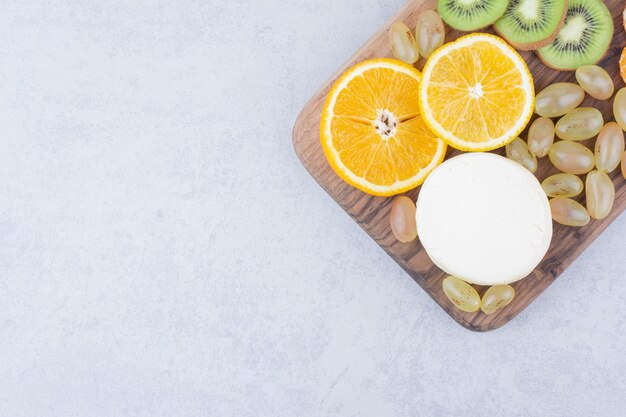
[293, 0, 626, 331]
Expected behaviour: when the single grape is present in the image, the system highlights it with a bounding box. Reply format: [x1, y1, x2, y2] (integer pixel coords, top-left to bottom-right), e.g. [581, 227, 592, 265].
[549, 141, 595, 175]
[614, 88, 626, 131]
[442, 276, 480, 313]
[541, 173, 584, 198]
[528, 117, 554, 158]
[575, 65, 614, 100]
[595, 122, 625, 173]
[390, 196, 417, 243]
[415, 10, 445, 58]
[506, 137, 537, 173]
[555, 107, 604, 141]
[535, 83, 585, 118]
[586, 170, 615, 220]
[549, 197, 591, 227]
[390, 21, 420, 64]
[480, 285, 515, 315]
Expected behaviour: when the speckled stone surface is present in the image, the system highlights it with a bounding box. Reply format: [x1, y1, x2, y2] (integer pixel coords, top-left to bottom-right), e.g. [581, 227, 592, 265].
[1, 1, 625, 416]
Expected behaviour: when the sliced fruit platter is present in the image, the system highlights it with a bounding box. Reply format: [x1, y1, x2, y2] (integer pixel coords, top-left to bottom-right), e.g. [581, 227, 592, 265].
[293, 0, 626, 331]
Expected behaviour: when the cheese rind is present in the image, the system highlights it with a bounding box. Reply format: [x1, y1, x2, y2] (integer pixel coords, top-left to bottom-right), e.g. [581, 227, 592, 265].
[415, 153, 552, 285]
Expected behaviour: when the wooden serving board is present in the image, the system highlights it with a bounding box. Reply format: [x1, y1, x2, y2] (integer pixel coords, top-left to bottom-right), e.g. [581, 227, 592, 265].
[293, 0, 626, 331]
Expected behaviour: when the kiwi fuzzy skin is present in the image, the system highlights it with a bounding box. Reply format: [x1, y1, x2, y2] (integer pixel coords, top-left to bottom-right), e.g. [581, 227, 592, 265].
[494, 0, 569, 51]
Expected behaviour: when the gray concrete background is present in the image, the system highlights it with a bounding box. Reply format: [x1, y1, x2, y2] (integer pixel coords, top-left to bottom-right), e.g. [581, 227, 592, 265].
[1, 0, 625, 416]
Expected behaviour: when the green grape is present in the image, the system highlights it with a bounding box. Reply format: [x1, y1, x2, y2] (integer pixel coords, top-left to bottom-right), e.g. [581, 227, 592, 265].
[541, 174, 585, 197]
[415, 10, 445, 58]
[541, 173, 584, 198]
[555, 107, 604, 141]
[595, 122, 625, 173]
[506, 137, 537, 173]
[586, 170, 615, 220]
[613, 88, 626, 131]
[528, 117, 555, 158]
[535, 83, 584, 118]
[550, 197, 590, 227]
[390, 196, 417, 243]
[481, 285, 515, 315]
[575, 65, 614, 100]
[548, 141, 595, 175]
[442, 276, 480, 313]
[390, 21, 419, 64]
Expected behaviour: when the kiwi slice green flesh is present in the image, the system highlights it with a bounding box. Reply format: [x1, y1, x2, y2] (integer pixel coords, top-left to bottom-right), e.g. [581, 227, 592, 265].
[494, 0, 569, 50]
[537, 0, 613, 71]
[438, 0, 509, 31]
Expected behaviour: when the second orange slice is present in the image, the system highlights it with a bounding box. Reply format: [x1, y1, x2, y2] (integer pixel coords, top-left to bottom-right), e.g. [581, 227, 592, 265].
[419, 33, 535, 152]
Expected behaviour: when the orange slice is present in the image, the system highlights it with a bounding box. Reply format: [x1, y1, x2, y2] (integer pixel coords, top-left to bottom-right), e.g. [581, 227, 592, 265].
[320, 59, 447, 197]
[419, 33, 535, 152]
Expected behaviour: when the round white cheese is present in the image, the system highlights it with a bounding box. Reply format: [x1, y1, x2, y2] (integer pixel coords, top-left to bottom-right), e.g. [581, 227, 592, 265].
[415, 152, 552, 285]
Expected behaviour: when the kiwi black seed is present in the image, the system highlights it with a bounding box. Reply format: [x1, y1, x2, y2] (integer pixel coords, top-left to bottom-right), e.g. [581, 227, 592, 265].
[438, 0, 509, 32]
[537, 0, 613, 71]
[494, 0, 569, 51]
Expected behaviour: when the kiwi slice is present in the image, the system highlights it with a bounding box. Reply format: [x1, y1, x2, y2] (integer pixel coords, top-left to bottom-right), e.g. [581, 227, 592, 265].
[494, 0, 569, 51]
[537, 0, 613, 71]
[438, 0, 509, 31]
